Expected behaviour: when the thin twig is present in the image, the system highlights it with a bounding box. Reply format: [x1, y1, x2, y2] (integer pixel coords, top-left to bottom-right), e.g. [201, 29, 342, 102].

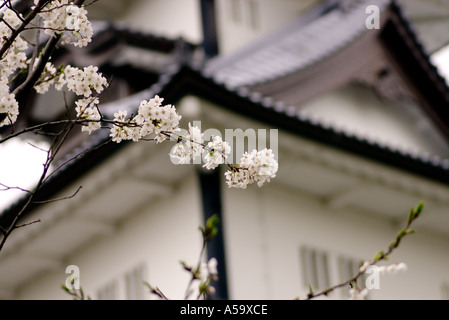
[14, 219, 41, 229]
[0, 182, 32, 193]
[32, 185, 82, 204]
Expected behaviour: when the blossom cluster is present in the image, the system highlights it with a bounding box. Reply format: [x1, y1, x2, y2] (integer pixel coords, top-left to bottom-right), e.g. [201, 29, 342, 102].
[64, 65, 108, 97]
[169, 124, 232, 171]
[0, 8, 28, 127]
[0, 1, 95, 127]
[35, 0, 93, 47]
[109, 96, 182, 143]
[0, 8, 28, 78]
[224, 148, 278, 188]
[169, 122, 204, 164]
[203, 135, 232, 170]
[34, 62, 108, 135]
[359, 261, 408, 275]
[75, 97, 101, 134]
[0, 79, 19, 127]
[35, 63, 108, 97]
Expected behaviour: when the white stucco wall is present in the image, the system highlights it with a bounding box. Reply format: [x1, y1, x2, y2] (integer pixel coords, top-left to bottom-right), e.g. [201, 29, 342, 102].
[222, 170, 449, 300]
[121, 0, 202, 43]
[16, 171, 204, 300]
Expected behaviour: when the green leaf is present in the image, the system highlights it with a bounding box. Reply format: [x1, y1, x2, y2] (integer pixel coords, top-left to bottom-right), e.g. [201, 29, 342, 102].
[199, 282, 208, 294]
[388, 241, 397, 251]
[414, 201, 424, 217]
[206, 214, 219, 230]
[373, 250, 384, 262]
[397, 229, 406, 239]
[204, 214, 220, 241]
[408, 208, 414, 223]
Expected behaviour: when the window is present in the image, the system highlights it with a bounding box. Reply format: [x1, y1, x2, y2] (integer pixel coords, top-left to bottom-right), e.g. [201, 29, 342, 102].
[300, 246, 371, 299]
[96, 263, 147, 300]
[125, 264, 146, 300]
[229, 0, 260, 30]
[300, 246, 330, 292]
[97, 280, 118, 300]
[248, 0, 260, 30]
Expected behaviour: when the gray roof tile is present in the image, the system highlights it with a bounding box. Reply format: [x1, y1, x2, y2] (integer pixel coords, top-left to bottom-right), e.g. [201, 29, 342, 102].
[205, 0, 390, 88]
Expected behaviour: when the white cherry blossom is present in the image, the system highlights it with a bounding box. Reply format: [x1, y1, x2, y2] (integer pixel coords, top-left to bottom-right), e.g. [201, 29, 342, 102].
[203, 136, 231, 170]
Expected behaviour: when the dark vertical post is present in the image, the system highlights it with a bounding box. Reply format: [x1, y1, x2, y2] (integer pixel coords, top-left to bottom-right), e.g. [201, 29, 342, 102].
[200, 0, 219, 58]
[198, 168, 228, 299]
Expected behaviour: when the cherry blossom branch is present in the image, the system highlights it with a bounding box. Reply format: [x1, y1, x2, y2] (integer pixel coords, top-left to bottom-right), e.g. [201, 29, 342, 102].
[303, 202, 424, 300]
[12, 32, 60, 96]
[0, 0, 277, 258]
[0, 0, 50, 60]
[11, 0, 86, 97]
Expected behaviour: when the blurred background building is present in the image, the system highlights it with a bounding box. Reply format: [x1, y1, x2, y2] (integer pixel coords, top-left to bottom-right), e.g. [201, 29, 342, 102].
[1, 0, 449, 300]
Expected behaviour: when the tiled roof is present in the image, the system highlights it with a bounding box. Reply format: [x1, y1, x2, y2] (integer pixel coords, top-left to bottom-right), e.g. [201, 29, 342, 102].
[204, 0, 390, 89]
[88, 21, 199, 54]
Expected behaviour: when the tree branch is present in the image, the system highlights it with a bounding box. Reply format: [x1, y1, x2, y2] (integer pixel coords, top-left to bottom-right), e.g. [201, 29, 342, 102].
[0, 0, 50, 60]
[304, 202, 424, 300]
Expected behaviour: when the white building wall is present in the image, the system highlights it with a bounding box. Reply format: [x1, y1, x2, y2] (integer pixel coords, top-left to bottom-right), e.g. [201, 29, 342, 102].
[15, 164, 449, 300]
[121, 0, 203, 43]
[17, 172, 204, 300]
[223, 177, 449, 300]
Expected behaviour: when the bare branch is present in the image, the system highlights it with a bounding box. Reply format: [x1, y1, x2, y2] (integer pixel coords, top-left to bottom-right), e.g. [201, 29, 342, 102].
[32, 185, 82, 204]
[27, 141, 49, 153]
[0, 182, 32, 194]
[14, 219, 41, 229]
[43, 138, 111, 182]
